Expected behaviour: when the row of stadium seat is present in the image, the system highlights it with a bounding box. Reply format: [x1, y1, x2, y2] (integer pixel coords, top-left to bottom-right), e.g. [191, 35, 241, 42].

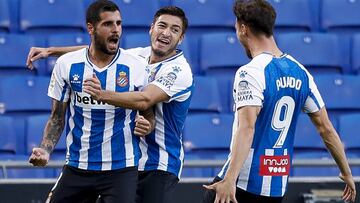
[0, 74, 359, 115]
[1, 112, 359, 178]
[1, 0, 360, 34]
[1, 32, 360, 77]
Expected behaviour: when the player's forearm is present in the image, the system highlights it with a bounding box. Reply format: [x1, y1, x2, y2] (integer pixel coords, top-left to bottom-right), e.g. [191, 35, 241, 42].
[100, 90, 152, 111]
[48, 45, 87, 57]
[40, 100, 67, 154]
[224, 126, 254, 182]
[320, 125, 352, 176]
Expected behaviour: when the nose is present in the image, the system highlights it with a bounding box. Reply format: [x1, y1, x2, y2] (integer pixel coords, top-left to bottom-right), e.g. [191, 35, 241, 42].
[162, 27, 171, 37]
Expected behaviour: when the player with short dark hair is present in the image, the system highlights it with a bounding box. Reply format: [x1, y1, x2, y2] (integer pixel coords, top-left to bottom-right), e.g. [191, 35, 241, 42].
[202, 0, 356, 203]
[28, 1, 153, 202]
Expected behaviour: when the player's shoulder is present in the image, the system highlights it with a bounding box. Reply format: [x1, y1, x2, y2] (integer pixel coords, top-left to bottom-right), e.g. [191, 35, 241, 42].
[163, 53, 192, 75]
[126, 46, 151, 59]
[56, 48, 87, 65]
[120, 48, 147, 66]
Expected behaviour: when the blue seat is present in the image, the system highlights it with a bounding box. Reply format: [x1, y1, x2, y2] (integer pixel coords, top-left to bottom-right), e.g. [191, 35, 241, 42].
[321, 0, 360, 33]
[268, 0, 313, 32]
[0, 34, 43, 76]
[20, 0, 85, 34]
[183, 113, 233, 151]
[292, 152, 339, 177]
[26, 114, 67, 160]
[46, 33, 91, 75]
[352, 34, 360, 74]
[0, 76, 51, 113]
[0, 116, 17, 156]
[113, 0, 160, 33]
[277, 33, 347, 74]
[294, 114, 325, 151]
[0, 0, 10, 32]
[339, 114, 360, 152]
[200, 32, 249, 75]
[315, 75, 360, 112]
[189, 76, 222, 113]
[172, 0, 233, 28]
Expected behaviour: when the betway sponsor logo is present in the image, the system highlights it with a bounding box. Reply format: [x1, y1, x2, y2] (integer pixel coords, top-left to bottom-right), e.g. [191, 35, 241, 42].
[259, 155, 290, 176]
[75, 92, 107, 105]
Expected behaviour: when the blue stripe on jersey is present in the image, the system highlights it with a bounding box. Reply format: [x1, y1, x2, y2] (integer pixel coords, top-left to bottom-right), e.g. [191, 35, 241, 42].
[111, 64, 131, 169]
[69, 63, 85, 92]
[68, 105, 84, 168]
[131, 86, 140, 164]
[309, 92, 321, 109]
[163, 94, 192, 176]
[172, 81, 194, 98]
[270, 149, 284, 196]
[144, 131, 159, 169]
[87, 70, 107, 170]
[60, 80, 68, 102]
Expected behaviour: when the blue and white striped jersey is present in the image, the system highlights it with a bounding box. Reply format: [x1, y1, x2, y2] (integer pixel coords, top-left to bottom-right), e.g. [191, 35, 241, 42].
[48, 48, 148, 171]
[128, 47, 193, 178]
[218, 53, 324, 197]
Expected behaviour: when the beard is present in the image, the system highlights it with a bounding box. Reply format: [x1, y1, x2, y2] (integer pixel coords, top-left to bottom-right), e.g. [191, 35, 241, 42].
[93, 31, 118, 55]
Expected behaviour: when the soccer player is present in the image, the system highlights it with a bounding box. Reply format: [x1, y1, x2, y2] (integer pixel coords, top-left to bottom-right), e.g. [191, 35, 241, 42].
[28, 1, 153, 202]
[27, 6, 192, 203]
[202, 0, 356, 203]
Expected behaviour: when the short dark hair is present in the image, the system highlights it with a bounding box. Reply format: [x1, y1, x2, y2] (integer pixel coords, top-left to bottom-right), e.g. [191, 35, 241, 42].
[86, 0, 120, 26]
[152, 6, 188, 35]
[233, 0, 276, 37]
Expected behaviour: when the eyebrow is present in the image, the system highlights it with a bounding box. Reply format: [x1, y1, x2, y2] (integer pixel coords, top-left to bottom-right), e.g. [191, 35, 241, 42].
[157, 21, 181, 29]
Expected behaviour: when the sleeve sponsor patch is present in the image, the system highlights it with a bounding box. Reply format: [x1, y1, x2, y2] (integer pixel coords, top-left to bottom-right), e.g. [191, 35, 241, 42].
[236, 80, 253, 101]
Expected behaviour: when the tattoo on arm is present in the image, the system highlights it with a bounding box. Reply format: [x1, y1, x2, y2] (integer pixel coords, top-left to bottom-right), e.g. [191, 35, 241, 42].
[40, 100, 67, 154]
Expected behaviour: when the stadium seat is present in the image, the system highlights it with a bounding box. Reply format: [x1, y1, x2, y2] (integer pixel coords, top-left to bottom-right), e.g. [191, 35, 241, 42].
[183, 113, 233, 152]
[189, 76, 222, 113]
[0, 116, 17, 156]
[0, 34, 43, 76]
[0, 0, 10, 32]
[172, 0, 233, 28]
[19, 0, 86, 34]
[352, 34, 360, 74]
[46, 33, 91, 75]
[113, 0, 160, 33]
[0, 76, 51, 113]
[339, 114, 360, 153]
[315, 75, 360, 112]
[321, 0, 360, 33]
[277, 33, 347, 74]
[200, 32, 249, 75]
[26, 114, 67, 160]
[292, 152, 339, 177]
[268, 0, 313, 32]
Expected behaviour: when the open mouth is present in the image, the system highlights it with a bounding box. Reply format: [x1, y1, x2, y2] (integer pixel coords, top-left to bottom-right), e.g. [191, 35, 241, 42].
[108, 36, 119, 45]
[157, 38, 170, 45]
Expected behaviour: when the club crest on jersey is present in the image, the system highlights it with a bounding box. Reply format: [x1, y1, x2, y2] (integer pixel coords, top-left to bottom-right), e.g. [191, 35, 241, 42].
[117, 71, 128, 87]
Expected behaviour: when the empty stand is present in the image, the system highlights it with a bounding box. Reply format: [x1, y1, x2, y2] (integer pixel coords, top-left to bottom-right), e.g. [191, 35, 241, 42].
[46, 33, 91, 74]
[321, 0, 360, 33]
[339, 114, 360, 154]
[0, 76, 51, 113]
[277, 33, 348, 74]
[0, 0, 10, 32]
[20, 0, 86, 34]
[0, 34, 43, 76]
[189, 76, 222, 113]
[352, 34, 360, 74]
[268, 0, 313, 32]
[0, 116, 17, 156]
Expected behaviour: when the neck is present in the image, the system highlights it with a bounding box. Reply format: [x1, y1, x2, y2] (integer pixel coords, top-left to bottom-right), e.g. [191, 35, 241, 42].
[89, 45, 115, 68]
[248, 35, 283, 58]
[149, 49, 177, 64]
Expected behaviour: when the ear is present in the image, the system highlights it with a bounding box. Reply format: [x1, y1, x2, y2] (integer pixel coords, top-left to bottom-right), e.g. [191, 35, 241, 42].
[87, 23, 94, 35]
[178, 34, 185, 45]
[149, 23, 154, 35]
[240, 24, 248, 36]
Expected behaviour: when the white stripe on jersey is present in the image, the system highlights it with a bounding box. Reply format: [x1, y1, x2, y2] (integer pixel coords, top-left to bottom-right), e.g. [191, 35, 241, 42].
[65, 111, 74, 165]
[124, 109, 134, 166]
[282, 149, 288, 196]
[138, 137, 148, 171]
[79, 110, 91, 169]
[237, 148, 255, 190]
[156, 103, 168, 171]
[260, 149, 274, 196]
[178, 139, 185, 176]
[101, 110, 114, 170]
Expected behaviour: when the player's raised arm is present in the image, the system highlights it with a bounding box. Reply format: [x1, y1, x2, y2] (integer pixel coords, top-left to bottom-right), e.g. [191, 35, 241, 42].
[29, 99, 68, 166]
[308, 108, 356, 202]
[26, 45, 87, 69]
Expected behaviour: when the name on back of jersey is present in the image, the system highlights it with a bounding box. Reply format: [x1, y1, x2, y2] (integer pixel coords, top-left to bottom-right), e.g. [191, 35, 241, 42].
[276, 77, 302, 91]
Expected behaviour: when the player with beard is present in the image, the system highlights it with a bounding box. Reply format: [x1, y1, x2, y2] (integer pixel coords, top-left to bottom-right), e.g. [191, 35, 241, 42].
[27, 6, 192, 203]
[28, 1, 154, 202]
